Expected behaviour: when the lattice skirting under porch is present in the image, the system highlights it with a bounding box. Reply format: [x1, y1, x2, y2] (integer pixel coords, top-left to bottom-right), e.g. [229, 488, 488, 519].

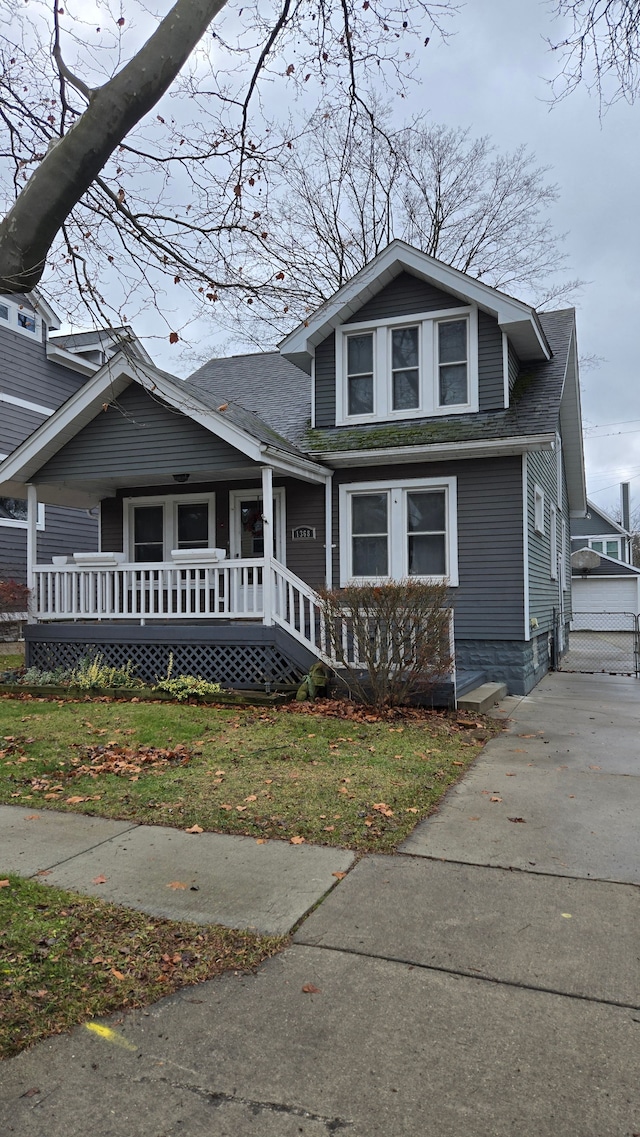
[24, 625, 315, 689]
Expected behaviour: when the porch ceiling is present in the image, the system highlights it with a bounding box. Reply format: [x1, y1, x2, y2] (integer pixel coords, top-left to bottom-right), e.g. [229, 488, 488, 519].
[27, 463, 266, 509]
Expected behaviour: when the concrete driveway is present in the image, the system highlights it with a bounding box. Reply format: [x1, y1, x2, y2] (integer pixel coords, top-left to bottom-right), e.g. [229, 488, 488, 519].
[402, 670, 640, 882]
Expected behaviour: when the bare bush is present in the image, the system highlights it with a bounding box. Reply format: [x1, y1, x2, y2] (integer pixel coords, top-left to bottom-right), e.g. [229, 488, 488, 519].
[318, 580, 453, 707]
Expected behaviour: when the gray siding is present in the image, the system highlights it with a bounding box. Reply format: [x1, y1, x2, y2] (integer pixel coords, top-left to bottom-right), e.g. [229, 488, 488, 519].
[0, 403, 49, 453]
[344, 272, 464, 323]
[315, 331, 336, 429]
[507, 341, 520, 394]
[572, 510, 622, 538]
[0, 323, 87, 408]
[0, 506, 97, 584]
[100, 478, 327, 590]
[571, 558, 639, 578]
[527, 447, 565, 636]
[332, 456, 525, 641]
[35, 383, 249, 482]
[478, 311, 505, 411]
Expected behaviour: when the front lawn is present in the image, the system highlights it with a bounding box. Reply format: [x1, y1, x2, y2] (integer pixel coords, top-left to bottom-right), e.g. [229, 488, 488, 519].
[0, 697, 501, 852]
[0, 874, 285, 1058]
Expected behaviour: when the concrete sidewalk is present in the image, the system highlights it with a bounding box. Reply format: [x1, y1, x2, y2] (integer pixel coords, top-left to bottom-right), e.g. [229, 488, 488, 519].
[0, 806, 354, 934]
[1, 672, 639, 1136]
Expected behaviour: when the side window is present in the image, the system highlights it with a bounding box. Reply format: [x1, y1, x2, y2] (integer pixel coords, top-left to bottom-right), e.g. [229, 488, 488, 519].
[437, 319, 468, 407]
[347, 333, 375, 416]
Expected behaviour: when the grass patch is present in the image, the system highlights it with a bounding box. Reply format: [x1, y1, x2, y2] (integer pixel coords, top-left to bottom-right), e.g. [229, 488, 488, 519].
[0, 697, 502, 852]
[0, 654, 23, 671]
[0, 874, 285, 1058]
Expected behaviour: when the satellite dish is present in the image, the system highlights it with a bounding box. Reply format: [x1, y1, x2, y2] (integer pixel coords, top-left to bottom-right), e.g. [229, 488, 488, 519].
[571, 548, 601, 571]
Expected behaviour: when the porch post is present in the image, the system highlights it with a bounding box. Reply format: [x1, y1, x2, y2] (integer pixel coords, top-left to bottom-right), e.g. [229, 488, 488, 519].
[261, 465, 274, 626]
[325, 475, 333, 589]
[26, 483, 38, 623]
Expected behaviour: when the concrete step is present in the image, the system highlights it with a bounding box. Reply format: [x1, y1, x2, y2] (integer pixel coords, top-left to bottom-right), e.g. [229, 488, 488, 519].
[457, 681, 508, 713]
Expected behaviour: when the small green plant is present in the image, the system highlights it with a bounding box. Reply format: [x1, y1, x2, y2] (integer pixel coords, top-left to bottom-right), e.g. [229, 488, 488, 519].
[21, 665, 71, 686]
[153, 653, 222, 701]
[68, 655, 141, 690]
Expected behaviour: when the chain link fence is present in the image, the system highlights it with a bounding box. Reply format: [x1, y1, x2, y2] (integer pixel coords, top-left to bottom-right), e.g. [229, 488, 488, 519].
[559, 611, 639, 676]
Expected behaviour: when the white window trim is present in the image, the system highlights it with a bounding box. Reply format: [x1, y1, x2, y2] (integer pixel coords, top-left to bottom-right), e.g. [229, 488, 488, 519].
[534, 484, 545, 535]
[587, 536, 621, 559]
[550, 503, 557, 580]
[0, 296, 41, 341]
[0, 500, 45, 530]
[336, 306, 479, 426]
[229, 487, 286, 563]
[561, 518, 568, 591]
[339, 476, 458, 587]
[124, 492, 216, 561]
[555, 431, 563, 508]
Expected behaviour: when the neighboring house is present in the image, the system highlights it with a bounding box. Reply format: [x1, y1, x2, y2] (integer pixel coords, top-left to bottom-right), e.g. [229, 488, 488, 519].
[0, 292, 151, 585]
[0, 241, 587, 696]
[570, 492, 640, 623]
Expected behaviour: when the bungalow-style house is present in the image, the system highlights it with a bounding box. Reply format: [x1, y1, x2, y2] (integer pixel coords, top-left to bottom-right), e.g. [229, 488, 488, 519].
[570, 488, 640, 625]
[0, 291, 151, 585]
[0, 242, 587, 696]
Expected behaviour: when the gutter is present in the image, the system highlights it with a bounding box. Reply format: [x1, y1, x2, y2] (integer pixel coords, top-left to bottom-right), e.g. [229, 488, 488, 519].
[307, 434, 557, 468]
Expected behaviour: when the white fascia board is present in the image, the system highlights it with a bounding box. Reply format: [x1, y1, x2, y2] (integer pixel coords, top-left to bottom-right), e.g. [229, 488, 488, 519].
[45, 343, 101, 377]
[558, 326, 587, 515]
[280, 240, 550, 364]
[260, 446, 330, 485]
[29, 288, 61, 330]
[309, 434, 556, 468]
[0, 350, 314, 494]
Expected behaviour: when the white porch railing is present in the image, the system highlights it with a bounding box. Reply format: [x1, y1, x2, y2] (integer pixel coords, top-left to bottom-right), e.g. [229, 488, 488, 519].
[31, 558, 455, 684]
[32, 560, 266, 622]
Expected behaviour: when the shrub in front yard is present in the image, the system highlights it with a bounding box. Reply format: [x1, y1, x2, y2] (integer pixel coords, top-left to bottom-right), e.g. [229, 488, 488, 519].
[0, 579, 29, 613]
[319, 580, 453, 708]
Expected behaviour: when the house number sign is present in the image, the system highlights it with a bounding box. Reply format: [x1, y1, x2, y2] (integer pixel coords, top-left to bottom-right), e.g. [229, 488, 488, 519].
[291, 526, 316, 540]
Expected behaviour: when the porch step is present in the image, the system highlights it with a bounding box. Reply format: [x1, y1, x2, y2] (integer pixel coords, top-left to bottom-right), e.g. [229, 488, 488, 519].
[457, 681, 508, 714]
[455, 669, 487, 698]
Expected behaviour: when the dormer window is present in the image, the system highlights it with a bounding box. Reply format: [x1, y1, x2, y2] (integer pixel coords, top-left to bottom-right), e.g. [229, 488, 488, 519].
[438, 319, 468, 406]
[336, 307, 478, 425]
[347, 333, 374, 416]
[0, 296, 41, 340]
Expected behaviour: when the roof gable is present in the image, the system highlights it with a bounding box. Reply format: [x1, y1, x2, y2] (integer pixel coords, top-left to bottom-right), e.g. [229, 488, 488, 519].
[280, 240, 551, 372]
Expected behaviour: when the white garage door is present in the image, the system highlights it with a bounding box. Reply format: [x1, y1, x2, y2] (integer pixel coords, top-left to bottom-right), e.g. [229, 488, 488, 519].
[572, 576, 639, 630]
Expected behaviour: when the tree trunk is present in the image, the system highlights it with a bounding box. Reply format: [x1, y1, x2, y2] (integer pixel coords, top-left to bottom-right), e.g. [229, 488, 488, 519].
[0, 0, 228, 294]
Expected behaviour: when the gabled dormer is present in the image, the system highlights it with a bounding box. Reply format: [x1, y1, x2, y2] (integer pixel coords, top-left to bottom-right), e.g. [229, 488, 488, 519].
[280, 241, 551, 430]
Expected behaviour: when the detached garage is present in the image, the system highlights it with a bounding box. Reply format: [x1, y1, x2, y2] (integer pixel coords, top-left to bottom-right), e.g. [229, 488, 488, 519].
[571, 549, 640, 631]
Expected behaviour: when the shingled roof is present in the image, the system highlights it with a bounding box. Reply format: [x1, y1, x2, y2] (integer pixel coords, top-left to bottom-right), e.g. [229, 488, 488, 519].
[186, 351, 310, 450]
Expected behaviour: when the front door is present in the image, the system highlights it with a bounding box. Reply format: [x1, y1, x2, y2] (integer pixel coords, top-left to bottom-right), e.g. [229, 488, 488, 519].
[229, 489, 285, 563]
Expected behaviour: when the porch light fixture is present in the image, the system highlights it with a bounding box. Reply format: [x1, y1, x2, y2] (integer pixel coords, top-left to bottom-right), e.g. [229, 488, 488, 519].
[172, 473, 190, 483]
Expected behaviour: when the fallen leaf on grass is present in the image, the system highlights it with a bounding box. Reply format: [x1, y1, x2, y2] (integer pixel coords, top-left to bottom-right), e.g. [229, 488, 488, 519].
[0, 879, 10, 888]
[166, 881, 187, 890]
[111, 968, 125, 981]
[323, 825, 335, 832]
[66, 796, 88, 805]
[245, 794, 258, 802]
[405, 807, 419, 814]
[301, 983, 321, 994]
[290, 835, 305, 845]
[92, 875, 107, 884]
[220, 804, 233, 811]
[372, 802, 394, 817]
[332, 872, 346, 880]
[235, 805, 247, 813]
[508, 817, 526, 823]
[452, 761, 464, 767]
[185, 824, 203, 834]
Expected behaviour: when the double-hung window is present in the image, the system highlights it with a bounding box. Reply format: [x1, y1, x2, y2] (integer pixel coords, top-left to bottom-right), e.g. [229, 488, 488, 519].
[340, 477, 458, 586]
[127, 494, 215, 562]
[338, 308, 477, 424]
[590, 538, 621, 559]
